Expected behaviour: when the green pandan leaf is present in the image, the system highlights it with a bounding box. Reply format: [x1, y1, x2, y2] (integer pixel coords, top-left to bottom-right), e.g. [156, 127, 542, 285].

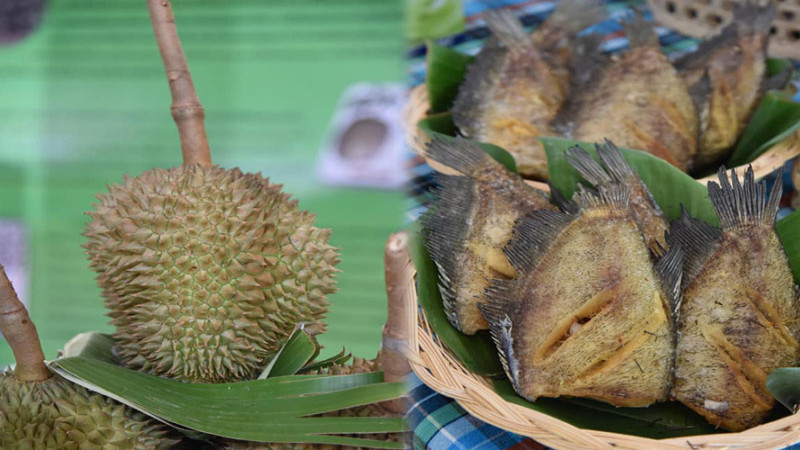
[727, 91, 800, 167]
[542, 136, 719, 225]
[259, 324, 320, 379]
[50, 332, 407, 448]
[418, 115, 518, 173]
[425, 43, 474, 113]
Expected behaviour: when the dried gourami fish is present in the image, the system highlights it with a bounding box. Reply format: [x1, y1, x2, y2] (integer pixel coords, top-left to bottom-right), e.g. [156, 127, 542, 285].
[421, 137, 554, 335]
[453, 9, 564, 180]
[480, 178, 682, 406]
[669, 167, 800, 431]
[566, 140, 669, 254]
[533, 0, 606, 94]
[562, 13, 699, 171]
[676, 3, 781, 168]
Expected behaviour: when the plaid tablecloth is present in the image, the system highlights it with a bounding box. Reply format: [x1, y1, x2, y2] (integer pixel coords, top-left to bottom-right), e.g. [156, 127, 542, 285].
[405, 0, 800, 448]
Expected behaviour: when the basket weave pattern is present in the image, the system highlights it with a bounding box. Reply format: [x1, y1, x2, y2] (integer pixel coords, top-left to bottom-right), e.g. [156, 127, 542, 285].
[647, 0, 800, 59]
[403, 266, 800, 449]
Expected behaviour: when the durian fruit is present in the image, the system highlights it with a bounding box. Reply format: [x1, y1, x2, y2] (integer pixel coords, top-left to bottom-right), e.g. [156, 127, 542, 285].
[0, 264, 179, 449]
[84, 165, 340, 383]
[83, 0, 340, 384]
[222, 355, 406, 450]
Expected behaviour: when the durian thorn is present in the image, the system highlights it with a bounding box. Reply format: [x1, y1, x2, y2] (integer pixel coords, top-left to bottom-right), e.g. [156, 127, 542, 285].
[147, 0, 212, 168]
[379, 232, 412, 415]
[0, 264, 51, 382]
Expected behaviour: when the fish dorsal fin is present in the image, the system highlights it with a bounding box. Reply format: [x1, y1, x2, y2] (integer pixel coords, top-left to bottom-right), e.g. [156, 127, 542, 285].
[708, 166, 783, 229]
[565, 145, 613, 187]
[547, 0, 606, 35]
[478, 299, 522, 390]
[452, 37, 504, 136]
[573, 183, 630, 211]
[548, 182, 579, 214]
[667, 207, 722, 286]
[424, 136, 501, 177]
[421, 173, 476, 327]
[504, 210, 577, 274]
[621, 9, 659, 49]
[654, 245, 684, 318]
[483, 9, 531, 48]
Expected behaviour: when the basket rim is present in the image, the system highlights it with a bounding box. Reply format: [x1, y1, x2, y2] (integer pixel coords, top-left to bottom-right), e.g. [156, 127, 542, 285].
[403, 262, 800, 450]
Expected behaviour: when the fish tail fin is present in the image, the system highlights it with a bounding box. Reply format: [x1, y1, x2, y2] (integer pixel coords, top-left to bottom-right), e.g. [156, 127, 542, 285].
[504, 211, 575, 274]
[424, 136, 500, 176]
[421, 173, 476, 330]
[732, 1, 776, 36]
[595, 139, 637, 181]
[708, 166, 783, 228]
[548, 0, 606, 35]
[483, 8, 531, 48]
[478, 298, 522, 391]
[655, 245, 684, 318]
[666, 207, 722, 284]
[621, 9, 659, 48]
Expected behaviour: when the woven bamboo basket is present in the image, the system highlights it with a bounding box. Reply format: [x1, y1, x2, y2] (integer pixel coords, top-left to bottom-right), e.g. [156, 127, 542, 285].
[647, 0, 800, 59]
[404, 84, 800, 191]
[401, 259, 800, 449]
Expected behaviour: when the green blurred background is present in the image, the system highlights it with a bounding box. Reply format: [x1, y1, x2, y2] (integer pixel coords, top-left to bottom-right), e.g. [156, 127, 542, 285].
[0, 0, 404, 365]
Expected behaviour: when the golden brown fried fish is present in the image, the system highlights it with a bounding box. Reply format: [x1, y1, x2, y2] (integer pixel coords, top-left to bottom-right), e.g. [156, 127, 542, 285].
[566, 140, 669, 254]
[675, 3, 779, 168]
[452, 9, 565, 180]
[532, 0, 606, 94]
[480, 177, 682, 406]
[421, 137, 555, 335]
[561, 13, 699, 171]
[669, 167, 800, 431]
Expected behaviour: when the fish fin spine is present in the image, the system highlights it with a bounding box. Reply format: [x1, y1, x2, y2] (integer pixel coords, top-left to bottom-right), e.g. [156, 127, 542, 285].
[707, 165, 782, 229]
[666, 207, 722, 286]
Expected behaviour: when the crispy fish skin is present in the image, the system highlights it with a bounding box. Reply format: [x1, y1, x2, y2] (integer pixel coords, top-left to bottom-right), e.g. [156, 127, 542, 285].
[566, 140, 669, 255]
[453, 9, 565, 180]
[532, 0, 606, 94]
[421, 137, 554, 335]
[676, 3, 775, 168]
[566, 14, 699, 171]
[669, 167, 800, 431]
[481, 180, 682, 406]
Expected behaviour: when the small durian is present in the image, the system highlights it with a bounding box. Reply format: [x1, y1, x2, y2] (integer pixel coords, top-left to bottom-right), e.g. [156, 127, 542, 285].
[83, 0, 340, 384]
[0, 264, 178, 449]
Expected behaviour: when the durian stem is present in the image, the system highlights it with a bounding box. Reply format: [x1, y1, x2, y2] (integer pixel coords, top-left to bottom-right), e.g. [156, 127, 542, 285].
[147, 0, 212, 167]
[0, 264, 50, 381]
[380, 232, 412, 414]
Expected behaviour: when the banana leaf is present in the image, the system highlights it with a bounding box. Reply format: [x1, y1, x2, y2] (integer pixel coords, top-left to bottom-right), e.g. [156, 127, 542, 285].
[422, 39, 800, 168]
[767, 368, 800, 412]
[776, 210, 800, 284]
[50, 332, 407, 448]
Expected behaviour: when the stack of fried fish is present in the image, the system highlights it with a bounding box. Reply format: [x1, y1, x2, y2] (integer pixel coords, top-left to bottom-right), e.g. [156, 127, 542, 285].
[453, 1, 790, 179]
[421, 136, 800, 431]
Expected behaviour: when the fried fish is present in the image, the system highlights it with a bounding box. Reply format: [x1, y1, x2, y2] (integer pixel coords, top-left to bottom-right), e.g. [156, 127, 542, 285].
[421, 137, 554, 335]
[675, 2, 779, 168]
[480, 171, 682, 406]
[452, 9, 565, 180]
[566, 140, 669, 254]
[669, 167, 800, 431]
[561, 13, 699, 171]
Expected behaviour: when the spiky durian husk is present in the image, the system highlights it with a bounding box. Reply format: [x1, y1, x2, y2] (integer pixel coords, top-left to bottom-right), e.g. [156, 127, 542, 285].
[223, 356, 407, 450]
[84, 165, 340, 383]
[0, 371, 178, 449]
